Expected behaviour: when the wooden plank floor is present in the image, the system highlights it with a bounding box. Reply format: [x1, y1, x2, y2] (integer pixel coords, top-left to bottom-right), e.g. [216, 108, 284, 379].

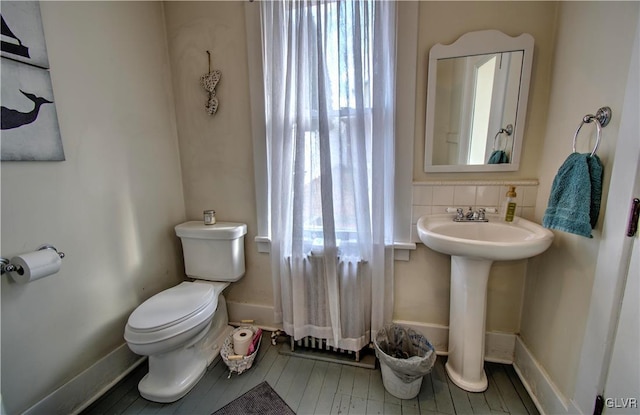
[83, 331, 539, 415]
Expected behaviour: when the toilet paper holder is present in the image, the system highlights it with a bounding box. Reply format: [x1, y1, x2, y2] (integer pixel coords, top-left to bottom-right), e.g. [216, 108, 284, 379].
[0, 244, 65, 275]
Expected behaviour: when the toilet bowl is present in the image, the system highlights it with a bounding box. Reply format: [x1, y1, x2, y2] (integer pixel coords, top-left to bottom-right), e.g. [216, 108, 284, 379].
[124, 281, 231, 402]
[124, 222, 246, 403]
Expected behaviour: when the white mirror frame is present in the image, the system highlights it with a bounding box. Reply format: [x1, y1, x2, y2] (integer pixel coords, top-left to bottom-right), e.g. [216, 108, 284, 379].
[424, 30, 534, 172]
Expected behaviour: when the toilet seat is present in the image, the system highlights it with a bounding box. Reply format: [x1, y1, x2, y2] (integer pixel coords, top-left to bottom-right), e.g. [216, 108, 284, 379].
[125, 282, 218, 345]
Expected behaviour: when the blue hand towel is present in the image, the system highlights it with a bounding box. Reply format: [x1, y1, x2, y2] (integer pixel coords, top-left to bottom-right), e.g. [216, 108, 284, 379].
[488, 150, 509, 164]
[543, 153, 603, 238]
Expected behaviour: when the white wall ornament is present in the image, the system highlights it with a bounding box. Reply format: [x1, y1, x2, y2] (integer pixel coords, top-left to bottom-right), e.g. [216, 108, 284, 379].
[200, 50, 221, 115]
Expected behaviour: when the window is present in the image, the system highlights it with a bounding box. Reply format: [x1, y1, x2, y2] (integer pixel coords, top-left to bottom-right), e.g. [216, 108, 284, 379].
[245, 1, 417, 260]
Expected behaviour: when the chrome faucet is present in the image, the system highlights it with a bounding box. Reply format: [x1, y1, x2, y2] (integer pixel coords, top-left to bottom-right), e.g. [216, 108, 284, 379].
[454, 207, 488, 222]
[466, 207, 476, 219]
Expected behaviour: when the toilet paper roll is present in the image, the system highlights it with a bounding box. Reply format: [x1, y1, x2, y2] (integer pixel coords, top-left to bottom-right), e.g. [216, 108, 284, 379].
[233, 328, 254, 356]
[10, 249, 62, 284]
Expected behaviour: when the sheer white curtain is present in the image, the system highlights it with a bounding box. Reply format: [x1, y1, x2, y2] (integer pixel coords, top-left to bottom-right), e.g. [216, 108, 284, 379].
[260, 0, 396, 352]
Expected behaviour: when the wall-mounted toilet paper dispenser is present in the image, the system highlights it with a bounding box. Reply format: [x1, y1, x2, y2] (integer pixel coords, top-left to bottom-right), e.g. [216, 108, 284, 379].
[1, 244, 65, 283]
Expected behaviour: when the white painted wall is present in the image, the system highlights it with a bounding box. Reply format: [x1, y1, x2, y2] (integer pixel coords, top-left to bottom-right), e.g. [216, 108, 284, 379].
[574, 13, 640, 412]
[604, 241, 640, 414]
[521, 0, 640, 402]
[1, 2, 185, 413]
[162, 1, 271, 314]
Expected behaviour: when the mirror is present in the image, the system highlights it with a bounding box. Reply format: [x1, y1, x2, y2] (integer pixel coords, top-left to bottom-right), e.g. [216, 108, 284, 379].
[424, 30, 534, 172]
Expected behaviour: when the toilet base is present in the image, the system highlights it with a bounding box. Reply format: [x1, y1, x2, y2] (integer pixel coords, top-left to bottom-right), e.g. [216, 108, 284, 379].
[139, 344, 208, 403]
[196, 295, 234, 366]
[137, 295, 233, 403]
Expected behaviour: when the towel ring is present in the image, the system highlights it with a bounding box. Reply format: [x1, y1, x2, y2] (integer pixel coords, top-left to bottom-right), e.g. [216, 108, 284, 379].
[572, 106, 611, 157]
[492, 124, 513, 151]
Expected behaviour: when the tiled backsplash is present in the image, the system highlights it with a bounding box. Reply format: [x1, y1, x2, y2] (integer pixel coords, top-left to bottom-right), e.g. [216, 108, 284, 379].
[412, 180, 539, 243]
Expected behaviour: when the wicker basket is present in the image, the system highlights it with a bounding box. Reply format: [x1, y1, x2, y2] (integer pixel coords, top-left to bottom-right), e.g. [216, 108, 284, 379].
[221, 326, 262, 377]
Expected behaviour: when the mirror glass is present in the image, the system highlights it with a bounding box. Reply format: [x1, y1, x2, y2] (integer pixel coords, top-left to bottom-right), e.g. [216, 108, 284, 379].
[424, 30, 534, 172]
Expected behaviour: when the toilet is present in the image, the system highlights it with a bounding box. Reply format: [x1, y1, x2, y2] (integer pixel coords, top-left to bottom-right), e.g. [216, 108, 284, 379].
[124, 221, 247, 403]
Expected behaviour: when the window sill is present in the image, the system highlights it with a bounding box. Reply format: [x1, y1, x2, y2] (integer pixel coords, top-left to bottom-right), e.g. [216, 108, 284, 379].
[255, 236, 271, 254]
[254, 236, 416, 261]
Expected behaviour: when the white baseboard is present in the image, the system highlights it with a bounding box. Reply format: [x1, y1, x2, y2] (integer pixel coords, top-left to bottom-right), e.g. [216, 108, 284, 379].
[225, 301, 517, 363]
[24, 344, 144, 415]
[392, 319, 516, 363]
[513, 336, 583, 415]
[484, 331, 517, 363]
[226, 300, 281, 332]
[392, 320, 450, 355]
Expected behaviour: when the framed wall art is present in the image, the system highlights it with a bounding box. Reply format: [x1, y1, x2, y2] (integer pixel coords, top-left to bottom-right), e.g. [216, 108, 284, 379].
[1, 1, 64, 161]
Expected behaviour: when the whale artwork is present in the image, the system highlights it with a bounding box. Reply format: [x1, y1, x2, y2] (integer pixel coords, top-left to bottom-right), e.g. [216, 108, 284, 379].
[1, 2, 64, 161]
[1, 89, 52, 130]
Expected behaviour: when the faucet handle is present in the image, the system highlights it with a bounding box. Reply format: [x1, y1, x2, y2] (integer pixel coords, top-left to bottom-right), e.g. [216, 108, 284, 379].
[456, 207, 464, 219]
[477, 208, 486, 220]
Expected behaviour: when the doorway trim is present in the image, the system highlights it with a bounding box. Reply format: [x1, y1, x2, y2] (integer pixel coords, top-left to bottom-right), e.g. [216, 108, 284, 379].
[571, 10, 640, 414]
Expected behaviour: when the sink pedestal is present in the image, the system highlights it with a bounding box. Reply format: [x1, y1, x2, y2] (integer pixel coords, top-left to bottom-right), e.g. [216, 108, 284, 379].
[417, 214, 554, 393]
[446, 255, 493, 392]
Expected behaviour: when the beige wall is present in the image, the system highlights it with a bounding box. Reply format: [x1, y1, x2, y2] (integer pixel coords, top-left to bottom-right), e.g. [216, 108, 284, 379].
[0, 2, 185, 413]
[396, 245, 528, 333]
[521, 1, 639, 399]
[162, 1, 558, 327]
[163, 1, 555, 334]
[162, 2, 272, 311]
[162, 0, 637, 404]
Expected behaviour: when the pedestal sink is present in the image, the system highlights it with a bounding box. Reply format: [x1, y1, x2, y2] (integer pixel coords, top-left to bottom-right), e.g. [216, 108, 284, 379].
[416, 214, 553, 392]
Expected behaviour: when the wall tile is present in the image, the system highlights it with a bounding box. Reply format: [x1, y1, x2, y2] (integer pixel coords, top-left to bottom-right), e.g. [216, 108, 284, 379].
[453, 185, 477, 206]
[411, 224, 421, 243]
[476, 186, 500, 207]
[522, 186, 539, 207]
[432, 186, 454, 205]
[431, 205, 451, 214]
[411, 205, 431, 223]
[521, 207, 536, 220]
[411, 181, 539, 231]
[412, 185, 433, 205]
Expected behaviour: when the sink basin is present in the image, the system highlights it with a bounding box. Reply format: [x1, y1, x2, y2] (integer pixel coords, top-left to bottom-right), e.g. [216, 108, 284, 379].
[417, 214, 553, 261]
[416, 214, 553, 392]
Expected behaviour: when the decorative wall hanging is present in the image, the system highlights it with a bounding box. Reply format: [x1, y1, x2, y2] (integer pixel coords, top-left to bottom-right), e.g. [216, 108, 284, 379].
[200, 50, 221, 115]
[1, 1, 65, 161]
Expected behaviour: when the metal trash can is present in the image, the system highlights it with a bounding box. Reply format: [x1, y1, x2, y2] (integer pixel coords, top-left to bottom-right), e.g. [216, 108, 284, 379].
[374, 324, 436, 399]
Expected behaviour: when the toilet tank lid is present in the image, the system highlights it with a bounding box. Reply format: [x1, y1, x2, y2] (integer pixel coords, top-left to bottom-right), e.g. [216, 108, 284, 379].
[175, 221, 247, 240]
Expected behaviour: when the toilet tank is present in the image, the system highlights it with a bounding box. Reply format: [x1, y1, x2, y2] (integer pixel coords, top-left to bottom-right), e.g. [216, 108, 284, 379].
[175, 221, 247, 282]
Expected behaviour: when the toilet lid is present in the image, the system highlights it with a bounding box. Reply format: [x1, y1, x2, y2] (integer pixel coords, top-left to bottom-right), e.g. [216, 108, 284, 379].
[127, 282, 216, 332]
